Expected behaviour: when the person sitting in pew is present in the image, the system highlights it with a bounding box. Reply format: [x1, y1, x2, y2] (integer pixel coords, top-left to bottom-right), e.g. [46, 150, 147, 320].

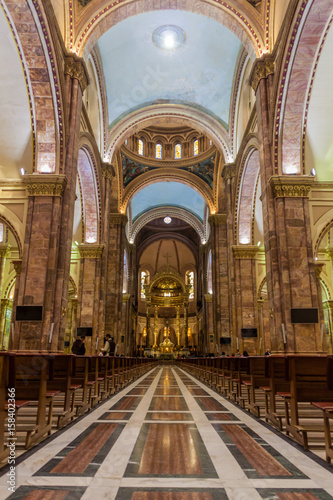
[71, 336, 86, 355]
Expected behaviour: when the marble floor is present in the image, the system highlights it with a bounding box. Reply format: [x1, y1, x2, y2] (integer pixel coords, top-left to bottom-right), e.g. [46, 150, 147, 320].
[1, 366, 333, 500]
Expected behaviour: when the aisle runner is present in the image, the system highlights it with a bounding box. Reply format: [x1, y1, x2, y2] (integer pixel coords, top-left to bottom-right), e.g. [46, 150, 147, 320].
[0, 367, 333, 500]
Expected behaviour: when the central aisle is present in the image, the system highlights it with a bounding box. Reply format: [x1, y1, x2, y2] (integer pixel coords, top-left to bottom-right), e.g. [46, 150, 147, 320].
[1, 366, 333, 500]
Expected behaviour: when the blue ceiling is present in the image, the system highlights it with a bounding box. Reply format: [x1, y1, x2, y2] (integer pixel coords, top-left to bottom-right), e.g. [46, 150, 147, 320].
[97, 10, 242, 128]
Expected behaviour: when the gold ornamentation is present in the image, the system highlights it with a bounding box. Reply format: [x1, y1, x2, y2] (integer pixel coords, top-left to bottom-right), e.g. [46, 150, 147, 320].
[12, 259, 22, 276]
[204, 293, 213, 302]
[208, 214, 227, 225]
[233, 245, 259, 259]
[101, 163, 115, 180]
[24, 174, 67, 197]
[0, 244, 10, 258]
[314, 262, 324, 279]
[122, 293, 131, 302]
[222, 163, 236, 180]
[109, 214, 128, 225]
[250, 56, 275, 92]
[269, 175, 314, 198]
[79, 244, 104, 259]
[64, 56, 89, 93]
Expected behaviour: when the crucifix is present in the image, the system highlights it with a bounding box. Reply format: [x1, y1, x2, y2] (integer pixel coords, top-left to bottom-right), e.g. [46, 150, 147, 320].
[164, 252, 172, 266]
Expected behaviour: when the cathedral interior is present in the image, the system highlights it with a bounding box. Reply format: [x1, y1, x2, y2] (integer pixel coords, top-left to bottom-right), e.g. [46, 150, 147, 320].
[1, 0, 333, 498]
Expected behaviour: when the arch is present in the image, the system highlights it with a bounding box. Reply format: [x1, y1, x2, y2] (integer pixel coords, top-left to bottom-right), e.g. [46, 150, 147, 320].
[276, 0, 333, 175]
[69, 276, 78, 296]
[313, 208, 333, 257]
[75, 0, 263, 59]
[77, 145, 100, 243]
[130, 207, 206, 244]
[148, 265, 187, 295]
[237, 148, 260, 245]
[0, 210, 23, 257]
[106, 104, 231, 165]
[2, 0, 63, 173]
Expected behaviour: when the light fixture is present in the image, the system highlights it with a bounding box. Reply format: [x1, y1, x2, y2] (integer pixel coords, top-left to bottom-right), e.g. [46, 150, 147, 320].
[20, 168, 26, 176]
[310, 168, 316, 176]
[153, 25, 186, 51]
[257, 241, 261, 246]
[75, 241, 79, 246]
[164, 216, 172, 224]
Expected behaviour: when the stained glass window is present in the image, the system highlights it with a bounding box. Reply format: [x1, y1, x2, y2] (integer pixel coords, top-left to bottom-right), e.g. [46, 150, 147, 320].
[138, 139, 144, 156]
[141, 271, 149, 299]
[186, 270, 194, 299]
[156, 143, 162, 159]
[175, 143, 181, 159]
[194, 140, 199, 156]
[207, 251, 213, 294]
[0, 223, 3, 243]
[209, 140, 212, 146]
[123, 251, 128, 293]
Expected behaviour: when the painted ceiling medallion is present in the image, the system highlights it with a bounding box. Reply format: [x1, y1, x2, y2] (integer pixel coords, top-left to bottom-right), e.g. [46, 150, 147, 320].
[153, 25, 186, 51]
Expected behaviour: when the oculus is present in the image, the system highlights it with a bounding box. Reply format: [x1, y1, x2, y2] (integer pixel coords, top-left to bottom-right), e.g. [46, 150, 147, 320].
[164, 216, 172, 224]
[153, 25, 186, 51]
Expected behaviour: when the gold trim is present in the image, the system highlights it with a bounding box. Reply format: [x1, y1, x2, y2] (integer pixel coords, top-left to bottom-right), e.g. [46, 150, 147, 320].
[64, 55, 89, 93]
[233, 245, 259, 259]
[269, 175, 314, 198]
[204, 293, 213, 303]
[208, 214, 227, 225]
[109, 213, 128, 225]
[24, 174, 67, 197]
[222, 163, 236, 180]
[314, 262, 324, 279]
[123, 293, 131, 302]
[78, 244, 104, 259]
[0, 244, 11, 259]
[249, 56, 275, 92]
[101, 163, 115, 180]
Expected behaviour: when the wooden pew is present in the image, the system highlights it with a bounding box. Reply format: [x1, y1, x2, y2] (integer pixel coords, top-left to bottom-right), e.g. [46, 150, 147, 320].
[71, 356, 96, 416]
[241, 356, 270, 417]
[261, 356, 289, 430]
[0, 353, 11, 462]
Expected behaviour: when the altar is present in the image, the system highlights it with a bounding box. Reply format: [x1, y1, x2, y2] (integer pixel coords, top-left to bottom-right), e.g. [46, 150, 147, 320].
[159, 336, 174, 354]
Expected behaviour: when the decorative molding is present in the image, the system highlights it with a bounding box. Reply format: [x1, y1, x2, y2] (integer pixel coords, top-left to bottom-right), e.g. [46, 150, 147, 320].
[78, 244, 104, 259]
[23, 175, 67, 197]
[222, 163, 237, 180]
[249, 55, 275, 92]
[12, 259, 22, 276]
[269, 175, 314, 198]
[233, 245, 259, 259]
[0, 244, 11, 259]
[101, 163, 115, 180]
[110, 213, 128, 225]
[204, 293, 213, 303]
[208, 214, 227, 225]
[325, 247, 333, 260]
[122, 293, 131, 302]
[314, 262, 325, 279]
[64, 55, 89, 93]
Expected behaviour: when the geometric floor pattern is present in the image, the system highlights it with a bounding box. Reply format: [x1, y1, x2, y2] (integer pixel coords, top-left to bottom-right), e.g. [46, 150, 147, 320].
[1, 366, 333, 500]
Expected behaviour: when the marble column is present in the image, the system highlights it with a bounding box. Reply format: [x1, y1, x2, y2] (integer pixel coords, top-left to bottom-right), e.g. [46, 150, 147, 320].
[153, 305, 158, 348]
[77, 244, 104, 354]
[10, 260, 21, 350]
[250, 56, 322, 354]
[0, 244, 10, 296]
[232, 246, 259, 354]
[184, 302, 189, 348]
[0, 299, 11, 350]
[176, 306, 181, 347]
[146, 298, 151, 347]
[105, 213, 127, 344]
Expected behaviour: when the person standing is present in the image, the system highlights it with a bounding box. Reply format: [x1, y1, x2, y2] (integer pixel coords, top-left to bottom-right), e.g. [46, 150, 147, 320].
[71, 336, 86, 355]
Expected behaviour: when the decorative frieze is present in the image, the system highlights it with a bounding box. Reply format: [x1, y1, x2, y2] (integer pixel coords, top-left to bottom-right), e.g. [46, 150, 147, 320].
[23, 174, 67, 197]
[222, 163, 236, 180]
[101, 163, 115, 180]
[233, 245, 259, 259]
[78, 244, 104, 259]
[208, 214, 227, 225]
[110, 213, 128, 225]
[250, 56, 275, 92]
[64, 55, 89, 93]
[269, 175, 314, 198]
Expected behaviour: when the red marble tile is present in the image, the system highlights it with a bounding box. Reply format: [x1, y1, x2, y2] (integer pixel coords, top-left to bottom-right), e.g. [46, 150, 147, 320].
[132, 493, 213, 500]
[106, 412, 128, 420]
[276, 494, 319, 500]
[22, 492, 68, 500]
[150, 413, 187, 421]
[152, 397, 185, 411]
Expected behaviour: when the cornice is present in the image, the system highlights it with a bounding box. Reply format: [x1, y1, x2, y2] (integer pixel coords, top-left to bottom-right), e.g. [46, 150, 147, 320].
[78, 244, 104, 259]
[222, 163, 237, 181]
[233, 245, 259, 259]
[23, 175, 67, 197]
[101, 163, 115, 180]
[64, 54, 89, 93]
[249, 55, 275, 92]
[269, 175, 314, 198]
[208, 214, 227, 225]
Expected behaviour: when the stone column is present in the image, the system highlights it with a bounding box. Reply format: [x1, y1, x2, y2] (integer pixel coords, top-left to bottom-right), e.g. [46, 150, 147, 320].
[323, 300, 333, 354]
[105, 213, 127, 343]
[15, 176, 67, 351]
[184, 302, 189, 348]
[146, 298, 151, 347]
[250, 56, 321, 354]
[0, 299, 11, 350]
[0, 245, 10, 296]
[232, 246, 259, 354]
[9, 260, 21, 350]
[77, 244, 104, 354]
[176, 306, 181, 347]
[153, 305, 158, 348]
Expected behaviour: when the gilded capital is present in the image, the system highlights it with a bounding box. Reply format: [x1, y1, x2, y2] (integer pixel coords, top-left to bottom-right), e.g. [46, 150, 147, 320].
[101, 163, 115, 180]
[314, 262, 324, 279]
[78, 244, 104, 259]
[12, 259, 22, 276]
[24, 174, 67, 197]
[208, 214, 227, 225]
[269, 175, 314, 198]
[249, 56, 275, 92]
[110, 213, 128, 225]
[222, 163, 236, 181]
[64, 55, 89, 93]
[233, 245, 258, 259]
[204, 293, 213, 303]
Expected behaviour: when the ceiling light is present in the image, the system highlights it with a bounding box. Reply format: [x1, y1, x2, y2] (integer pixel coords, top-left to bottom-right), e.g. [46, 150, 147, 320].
[164, 216, 172, 224]
[153, 25, 186, 51]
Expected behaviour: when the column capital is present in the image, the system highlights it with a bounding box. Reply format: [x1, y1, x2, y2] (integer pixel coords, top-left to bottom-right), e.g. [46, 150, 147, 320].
[249, 55, 275, 92]
[269, 175, 314, 198]
[110, 213, 128, 225]
[222, 163, 236, 180]
[208, 214, 227, 225]
[0, 244, 11, 258]
[314, 261, 325, 279]
[78, 243, 104, 259]
[122, 293, 131, 302]
[233, 245, 259, 259]
[11, 259, 22, 276]
[101, 163, 115, 180]
[204, 293, 213, 303]
[64, 55, 89, 93]
[23, 174, 67, 197]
